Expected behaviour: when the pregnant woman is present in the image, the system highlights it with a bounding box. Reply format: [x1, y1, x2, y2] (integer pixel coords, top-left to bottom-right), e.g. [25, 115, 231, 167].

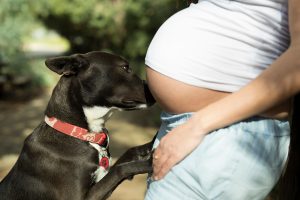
[145, 0, 300, 199]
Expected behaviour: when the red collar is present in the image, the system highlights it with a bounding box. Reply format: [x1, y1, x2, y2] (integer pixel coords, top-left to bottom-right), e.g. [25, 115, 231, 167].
[45, 115, 108, 147]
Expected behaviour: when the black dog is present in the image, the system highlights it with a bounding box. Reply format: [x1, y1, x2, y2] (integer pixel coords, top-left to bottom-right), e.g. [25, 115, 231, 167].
[0, 51, 155, 200]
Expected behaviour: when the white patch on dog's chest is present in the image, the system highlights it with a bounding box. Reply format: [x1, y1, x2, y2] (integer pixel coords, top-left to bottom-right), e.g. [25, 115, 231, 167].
[83, 106, 115, 132]
[83, 106, 114, 182]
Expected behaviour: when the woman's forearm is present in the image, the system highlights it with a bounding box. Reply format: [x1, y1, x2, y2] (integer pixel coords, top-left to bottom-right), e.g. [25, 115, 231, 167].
[192, 46, 300, 134]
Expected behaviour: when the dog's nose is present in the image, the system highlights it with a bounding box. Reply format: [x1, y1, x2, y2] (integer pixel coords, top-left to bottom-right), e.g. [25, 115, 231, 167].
[143, 81, 156, 106]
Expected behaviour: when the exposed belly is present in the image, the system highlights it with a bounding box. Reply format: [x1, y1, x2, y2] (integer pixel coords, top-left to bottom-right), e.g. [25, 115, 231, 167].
[146, 67, 230, 114]
[146, 67, 290, 119]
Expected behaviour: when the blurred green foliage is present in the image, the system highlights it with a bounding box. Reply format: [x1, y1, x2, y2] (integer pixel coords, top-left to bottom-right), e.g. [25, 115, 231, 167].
[37, 0, 186, 60]
[0, 0, 35, 64]
[0, 0, 187, 91]
[0, 0, 53, 93]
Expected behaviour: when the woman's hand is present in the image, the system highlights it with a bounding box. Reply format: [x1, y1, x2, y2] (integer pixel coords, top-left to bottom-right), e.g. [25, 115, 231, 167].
[152, 116, 207, 180]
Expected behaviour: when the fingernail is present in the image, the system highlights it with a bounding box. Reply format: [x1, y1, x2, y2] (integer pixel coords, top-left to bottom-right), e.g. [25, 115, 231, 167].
[154, 176, 159, 181]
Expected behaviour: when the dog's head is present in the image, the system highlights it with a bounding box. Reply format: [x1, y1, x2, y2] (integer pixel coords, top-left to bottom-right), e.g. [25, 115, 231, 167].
[45, 52, 155, 127]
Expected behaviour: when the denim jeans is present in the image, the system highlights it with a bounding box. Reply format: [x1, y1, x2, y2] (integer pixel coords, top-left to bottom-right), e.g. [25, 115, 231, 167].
[145, 112, 290, 200]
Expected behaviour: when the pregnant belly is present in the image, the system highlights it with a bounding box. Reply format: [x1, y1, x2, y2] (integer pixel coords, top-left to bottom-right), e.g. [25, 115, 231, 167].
[146, 67, 290, 119]
[146, 67, 229, 114]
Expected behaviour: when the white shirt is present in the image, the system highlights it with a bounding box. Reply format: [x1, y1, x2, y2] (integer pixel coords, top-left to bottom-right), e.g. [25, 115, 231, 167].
[145, 0, 289, 92]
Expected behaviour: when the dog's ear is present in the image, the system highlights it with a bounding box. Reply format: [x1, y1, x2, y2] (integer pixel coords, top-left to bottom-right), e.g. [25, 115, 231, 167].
[45, 54, 89, 75]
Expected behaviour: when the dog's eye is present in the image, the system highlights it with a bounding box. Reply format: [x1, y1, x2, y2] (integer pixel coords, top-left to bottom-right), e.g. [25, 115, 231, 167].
[121, 65, 129, 70]
[121, 65, 131, 73]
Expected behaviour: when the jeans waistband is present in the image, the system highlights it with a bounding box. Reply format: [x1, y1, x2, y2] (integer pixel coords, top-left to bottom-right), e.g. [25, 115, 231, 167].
[159, 111, 290, 137]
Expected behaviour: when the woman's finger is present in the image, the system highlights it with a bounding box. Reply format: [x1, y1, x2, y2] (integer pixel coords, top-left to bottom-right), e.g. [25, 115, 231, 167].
[155, 156, 177, 180]
[152, 148, 169, 179]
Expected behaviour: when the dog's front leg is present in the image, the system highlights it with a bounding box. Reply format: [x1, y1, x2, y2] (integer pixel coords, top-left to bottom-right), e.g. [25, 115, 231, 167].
[85, 159, 152, 200]
[85, 140, 154, 200]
